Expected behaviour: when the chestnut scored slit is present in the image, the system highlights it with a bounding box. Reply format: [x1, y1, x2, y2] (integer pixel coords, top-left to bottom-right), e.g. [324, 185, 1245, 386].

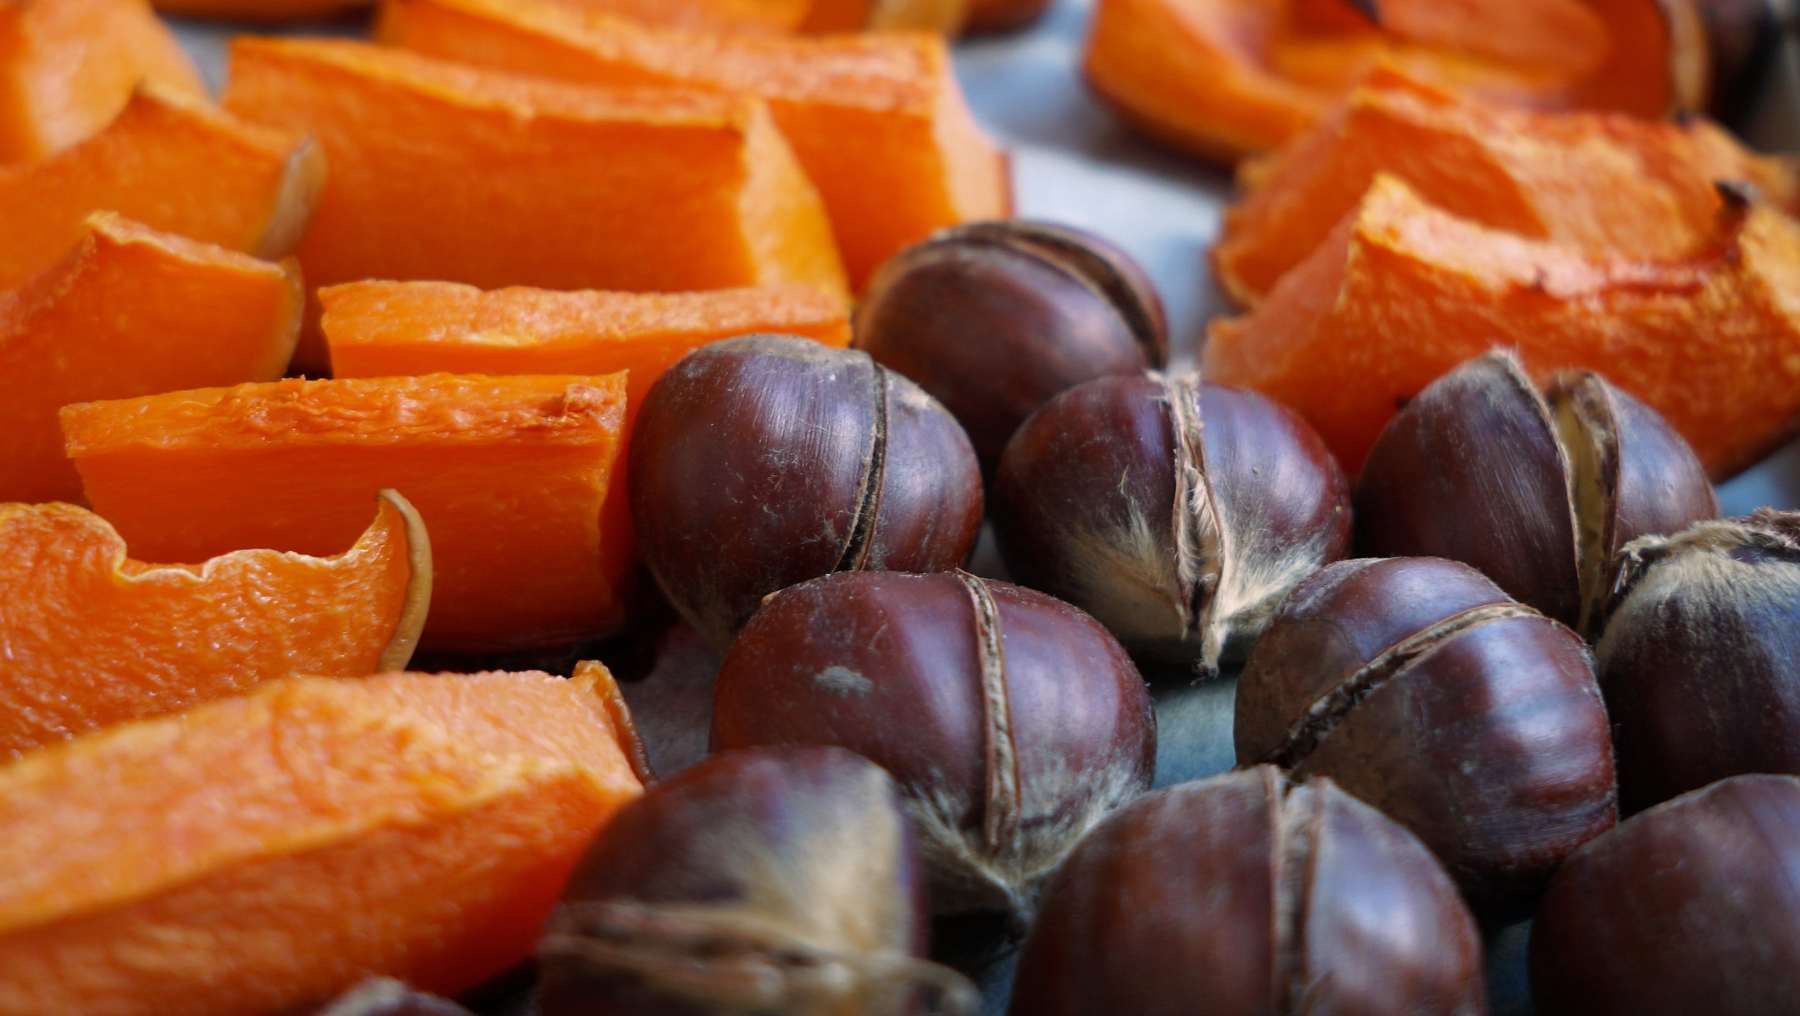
[956, 570, 1023, 856]
[832, 359, 891, 574]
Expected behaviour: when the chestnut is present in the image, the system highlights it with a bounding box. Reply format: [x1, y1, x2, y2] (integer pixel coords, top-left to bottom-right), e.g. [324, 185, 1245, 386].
[314, 980, 473, 1016]
[854, 220, 1168, 471]
[710, 570, 1156, 924]
[1356, 350, 1717, 633]
[1008, 766, 1485, 1016]
[630, 334, 984, 649]
[993, 372, 1351, 674]
[1234, 556, 1618, 909]
[1530, 773, 1800, 1016]
[1593, 509, 1800, 811]
[1700, 0, 1797, 124]
[539, 745, 979, 1016]
[966, 0, 1052, 32]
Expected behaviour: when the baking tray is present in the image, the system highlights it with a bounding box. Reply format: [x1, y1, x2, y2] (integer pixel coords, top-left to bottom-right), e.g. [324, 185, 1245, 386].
[165, 6, 1800, 1014]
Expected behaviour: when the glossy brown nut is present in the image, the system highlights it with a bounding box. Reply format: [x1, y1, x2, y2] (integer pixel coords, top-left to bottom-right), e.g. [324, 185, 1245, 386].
[1531, 773, 1800, 1016]
[1356, 351, 1717, 634]
[993, 372, 1350, 674]
[313, 980, 473, 1016]
[1009, 766, 1485, 1016]
[630, 334, 984, 649]
[539, 745, 978, 1016]
[1594, 509, 1800, 811]
[854, 220, 1168, 471]
[1235, 557, 1618, 910]
[965, 0, 1052, 32]
[1700, 0, 1795, 124]
[711, 570, 1156, 923]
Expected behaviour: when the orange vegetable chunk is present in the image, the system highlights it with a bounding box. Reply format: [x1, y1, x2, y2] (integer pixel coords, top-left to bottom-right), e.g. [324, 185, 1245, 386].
[0, 669, 644, 1014]
[222, 38, 845, 371]
[0, 85, 324, 290]
[0, 213, 301, 504]
[377, 0, 1011, 286]
[1204, 176, 1800, 479]
[0, 0, 203, 163]
[546, 0, 970, 33]
[61, 372, 628, 651]
[1216, 69, 1800, 304]
[1083, 0, 1708, 162]
[322, 280, 851, 409]
[0, 491, 429, 759]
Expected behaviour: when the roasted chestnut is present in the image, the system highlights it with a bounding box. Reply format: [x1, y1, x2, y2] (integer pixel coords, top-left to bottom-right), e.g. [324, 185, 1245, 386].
[1701, 0, 1797, 125]
[1009, 766, 1485, 1015]
[1531, 773, 1800, 1016]
[966, 0, 1052, 32]
[711, 570, 1156, 924]
[1593, 509, 1800, 811]
[314, 980, 473, 1016]
[993, 372, 1350, 673]
[539, 746, 979, 1016]
[1234, 556, 1618, 909]
[1356, 350, 1717, 633]
[630, 334, 984, 649]
[854, 221, 1168, 471]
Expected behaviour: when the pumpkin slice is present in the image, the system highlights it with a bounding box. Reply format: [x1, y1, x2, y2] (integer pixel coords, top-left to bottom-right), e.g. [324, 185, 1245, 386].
[0, 669, 644, 1014]
[0, 0, 203, 163]
[322, 280, 851, 411]
[539, 0, 970, 33]
[378, 0, 1010, 287]
[1083, 0, 1709, 162]
[0, 491, 429, 759]
[1287, 0, 1610, 78]
[223, 39, 845, 372]
[1204, 175, 1800, 478]
[1215, 68, 1800, 303]
[61, 373, 628, 652]
[0, 214, 301, 504]
[0, 85, 324, 290]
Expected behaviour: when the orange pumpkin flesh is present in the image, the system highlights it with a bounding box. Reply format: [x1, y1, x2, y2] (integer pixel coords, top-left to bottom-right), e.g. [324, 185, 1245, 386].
[0, 0, 204, 163]
[0, 214, 301, 504]
[1084, 0, 1711, 162]
[0, 669, 644, 1015]
[60, 372, 629, 652]
[0, 491, 430, 759]
[222, 38, 846, 372]
[0, 85, 324, 291]
[377, 0, 1011, 287]
[1204, 175, 1800, 479]
[1215, 69, 1800, 303]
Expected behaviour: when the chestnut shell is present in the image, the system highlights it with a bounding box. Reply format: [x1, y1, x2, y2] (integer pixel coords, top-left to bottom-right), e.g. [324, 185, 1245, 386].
[630, 334, 983, 649]
[1595, 509, 1800, 811]
[1531, 773, 1800, 1016]
[1235, 557, 1618, 909]
[539, 745, 977, 1016]
[993, 372, 1350, 673]
[710, 570, 1156, 923]
[854, 221, 1168, 470]
[1356, 351, 1716, 633]
[1009, 766, 1485, 1016]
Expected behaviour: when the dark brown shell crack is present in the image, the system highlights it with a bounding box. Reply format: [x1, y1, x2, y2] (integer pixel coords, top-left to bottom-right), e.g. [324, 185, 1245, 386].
[832, 361, 892, 574]
[1269, 774, 1325, 1014]
[1260, 603, 1543, 769]
[543, 900, 979, 1016]
[956, 570, 1023, 857]
[1167, 372, 1228, 664]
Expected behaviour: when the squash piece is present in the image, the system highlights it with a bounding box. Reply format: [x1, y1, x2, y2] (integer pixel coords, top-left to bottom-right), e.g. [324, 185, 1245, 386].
[0, 669, 644, 1014]
[223, 39, 844, 372]
[0, 85, 324, 290]
[322, 280, 851, 410]
[1204, 175, 1800, 479]
[0, 491, 430, 759]
[545, 0, 970, 33]
[0, 0, 203, 163]
[378, 0, 1010, 287]
[1083, 0, 1710, 162]
[60, 372, 629, 651]
[1215, 69, 1800, 303]
[1287, 0, 1610, 79]
[0, 214, 301, 504]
